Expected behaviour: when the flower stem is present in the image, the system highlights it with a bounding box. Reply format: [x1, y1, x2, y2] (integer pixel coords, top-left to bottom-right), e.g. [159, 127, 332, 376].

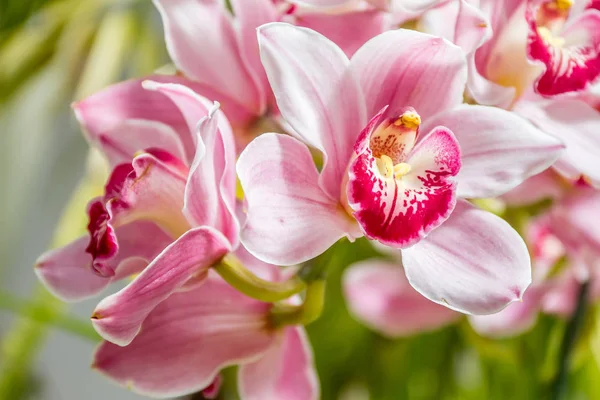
[550, 280, 590, 400]
[213, 254, 306, 302]
[269, 280, 326, 327]
[0, 289, 99, 342]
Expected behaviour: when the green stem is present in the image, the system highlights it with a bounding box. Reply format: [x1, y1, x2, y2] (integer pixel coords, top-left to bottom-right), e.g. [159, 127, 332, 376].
[270, 280, 326, 327]
[0, 290, 99, 342]
[550, 280, 590, 400]
[213, 254, 306, 302]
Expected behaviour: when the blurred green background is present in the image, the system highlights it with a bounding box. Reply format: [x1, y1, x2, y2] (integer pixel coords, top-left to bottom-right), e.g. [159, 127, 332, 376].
[1, 0, 600, 399]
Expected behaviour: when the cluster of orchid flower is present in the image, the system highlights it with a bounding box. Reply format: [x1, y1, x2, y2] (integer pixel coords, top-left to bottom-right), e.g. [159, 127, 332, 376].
[34, 0, 600, 398]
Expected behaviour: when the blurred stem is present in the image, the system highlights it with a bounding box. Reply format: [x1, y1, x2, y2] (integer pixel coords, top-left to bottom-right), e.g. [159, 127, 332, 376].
[270, 280, 326, 327]
[0, 290, 99, 341]
[550, 280, 590, 400]
[213, 254, 306, 302]
[0, 288, 62, 399]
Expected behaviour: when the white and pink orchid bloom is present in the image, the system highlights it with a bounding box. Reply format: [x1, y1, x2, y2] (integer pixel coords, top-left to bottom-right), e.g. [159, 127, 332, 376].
[153, 0, 384, 141]
[93, 270, 318, 399]
[237, 23, 563, 314]
[36, 80, 254, 347]
[423, 0, 600, 188]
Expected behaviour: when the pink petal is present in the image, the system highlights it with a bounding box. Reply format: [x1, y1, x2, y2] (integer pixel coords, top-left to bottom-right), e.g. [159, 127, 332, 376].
[350, 29, 467, 121]
[501, 170, 564, 206]
[152, 0, 262, 115]
[295, 9, 385, 57]
[184, 102, 238, 246]
[402, 200, 532, 314]
[140, 81, 214, 141]
[92, 227, 230, 346]
[542, 277, 579, 317]
[229, 0, 278, 112]
[73, 75, 197, 161]
[348, 123, 461, 248]
[420, 0, 518, 107]
[288, 0, 354, 7]
[421, 104, 564, 198]
[527, 8, 600, 96]
[35, 221, 172, 302]
[343, 261, 460, 337]
[468, 283, 545, 337]
[257, 22, 366, 200]
[516, 98, 600, 187]
[239, 327, 319, 400]
[365, 0, 445, 12]
[547, 187, 600, 253]
[36, 236, 110, 302]
[237, 133, 355, 266]
[93, 274, 275, 398]
[96, 119, 187, 168]
[469, 0, 526, 107]
[421, 0, 491, 55]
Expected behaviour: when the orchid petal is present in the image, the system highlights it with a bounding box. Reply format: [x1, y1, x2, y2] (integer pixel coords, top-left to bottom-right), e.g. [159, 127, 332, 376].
[230, 0, 278, 112]
[258, 22, 366, 200]
[343, 261, 461, 337]
[96, 119, 187, 168]
[288, 0, 354, 8]
[74, 76, 197, 159]
[350, 29, 467, 121]
[239, 327, 319, 400]
[153, 0, 262, 114]
[516, 98, 600, 187]
[295, 9, 385, 57]
[402, 200, 531, 314]
[547, 187, 600, 253]
[92, 227, 230, 346]
[184, 102, 238, 246]
[93, 274, 274, 398]
[420, 0, 491, 55]
[237, 133, 354, 266]
[422, 104, 564, 198]
[141, 81, 214, 141]
[469, 284, 545, 337]
[35, 221, 172, 302]
[501, 170, 564, 206]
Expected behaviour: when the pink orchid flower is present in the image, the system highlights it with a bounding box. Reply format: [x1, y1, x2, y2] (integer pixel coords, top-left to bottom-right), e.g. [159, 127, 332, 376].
[92, 264, 318, 399]
[423, 0, 600, 188]
[153, 0, 384, 142]
[37, 81, 253, 347]
[344, 199, 600, 339]
[429, 0, 600, 104]
[237, 23, 563, 314]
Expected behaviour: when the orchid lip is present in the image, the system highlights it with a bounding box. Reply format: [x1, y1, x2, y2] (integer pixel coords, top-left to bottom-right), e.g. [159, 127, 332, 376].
[347, 107, 461, 248]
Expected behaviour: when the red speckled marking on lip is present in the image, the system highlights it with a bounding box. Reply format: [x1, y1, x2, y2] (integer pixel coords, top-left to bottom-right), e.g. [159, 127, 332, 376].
[346, 114, 461, 248]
